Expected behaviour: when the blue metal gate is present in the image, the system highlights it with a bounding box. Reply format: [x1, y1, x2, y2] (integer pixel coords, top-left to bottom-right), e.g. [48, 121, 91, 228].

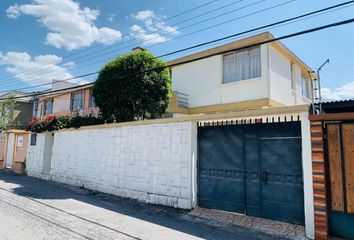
[198, 122, 304, 225]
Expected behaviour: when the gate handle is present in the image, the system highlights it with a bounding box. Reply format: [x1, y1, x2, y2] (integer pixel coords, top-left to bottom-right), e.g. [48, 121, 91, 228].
[262, 171, 268, 184]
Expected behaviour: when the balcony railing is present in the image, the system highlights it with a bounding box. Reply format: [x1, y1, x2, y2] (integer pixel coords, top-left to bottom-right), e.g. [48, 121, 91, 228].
[167, 91, 189, 114]
[177, 92, 189, 108]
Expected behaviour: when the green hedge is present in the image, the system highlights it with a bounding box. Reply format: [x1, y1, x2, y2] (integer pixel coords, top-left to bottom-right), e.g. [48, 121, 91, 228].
[26, 115, 105, 133]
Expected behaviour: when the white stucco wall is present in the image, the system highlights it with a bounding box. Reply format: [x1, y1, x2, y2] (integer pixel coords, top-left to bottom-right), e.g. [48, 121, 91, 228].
[27, 122, 198, 209]
[171, 45, 269, 108]
[26, 132, 52, 180]
[268, 45, 311, 106]
[268, 45, 295, 105]
[300, 112, 314, 239]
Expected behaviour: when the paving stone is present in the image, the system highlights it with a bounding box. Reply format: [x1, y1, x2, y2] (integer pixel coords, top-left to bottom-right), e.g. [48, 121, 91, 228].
[188, 207, 306, 240]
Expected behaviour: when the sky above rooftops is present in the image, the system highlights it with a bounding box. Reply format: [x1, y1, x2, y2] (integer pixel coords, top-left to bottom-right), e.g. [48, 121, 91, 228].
[0, 0, 353, 100]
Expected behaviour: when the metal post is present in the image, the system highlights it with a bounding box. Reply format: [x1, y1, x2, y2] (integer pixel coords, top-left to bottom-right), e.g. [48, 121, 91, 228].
[308, 71, 315, 114]
[316, 59, 330, 114]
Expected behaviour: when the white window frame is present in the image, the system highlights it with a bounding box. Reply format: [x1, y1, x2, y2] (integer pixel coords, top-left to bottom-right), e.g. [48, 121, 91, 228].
[222, 46, 261, 84]
[44, 99, 53, 115]
[302, 76, 312, 99]
[71, 91, 84, 111]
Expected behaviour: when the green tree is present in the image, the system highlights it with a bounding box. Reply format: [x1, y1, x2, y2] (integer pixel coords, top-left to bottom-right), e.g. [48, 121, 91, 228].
[92, 50, 171, 122]
[0, 95, 15, 130]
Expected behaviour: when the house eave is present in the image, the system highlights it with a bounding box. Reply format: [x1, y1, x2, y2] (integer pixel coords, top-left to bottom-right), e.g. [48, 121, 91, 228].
[167, 31, 316, 79]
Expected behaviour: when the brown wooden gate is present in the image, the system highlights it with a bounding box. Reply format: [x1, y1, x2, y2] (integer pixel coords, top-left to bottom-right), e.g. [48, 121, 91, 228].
[325, 122, 354, 239]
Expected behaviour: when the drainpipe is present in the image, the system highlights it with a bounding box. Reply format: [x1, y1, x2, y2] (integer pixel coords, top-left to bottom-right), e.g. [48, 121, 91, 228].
[316, 59, 330, 114]
[308, 71, 315, 114]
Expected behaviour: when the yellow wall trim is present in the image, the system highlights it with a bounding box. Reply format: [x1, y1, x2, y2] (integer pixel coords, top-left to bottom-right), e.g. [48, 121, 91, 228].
[268, 99, 286, 108]
[169, 98, 285, 115]
[187, 98, 270, 114]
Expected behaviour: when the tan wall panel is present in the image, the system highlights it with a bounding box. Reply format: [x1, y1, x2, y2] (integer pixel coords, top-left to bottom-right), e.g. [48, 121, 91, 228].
[327, 124, 345, 212]
[0, 141, 5, 161]
[342, 124, 354, 213]
[13, 133, 29, 163]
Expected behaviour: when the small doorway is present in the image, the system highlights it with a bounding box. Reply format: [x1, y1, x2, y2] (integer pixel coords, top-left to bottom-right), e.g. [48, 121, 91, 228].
[5, 133, 15, 169]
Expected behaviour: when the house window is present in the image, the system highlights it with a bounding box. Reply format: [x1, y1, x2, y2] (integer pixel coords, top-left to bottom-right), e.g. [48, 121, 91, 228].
[44, 99, 53, 115]
[71, 91, 84, 111]
[223, 46, 261, 83]
[302, 76, 311, 99]
[89, 89, 96, 108]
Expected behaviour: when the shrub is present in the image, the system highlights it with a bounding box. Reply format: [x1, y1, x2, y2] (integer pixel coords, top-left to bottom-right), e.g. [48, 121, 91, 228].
[26, 115, 105, 133]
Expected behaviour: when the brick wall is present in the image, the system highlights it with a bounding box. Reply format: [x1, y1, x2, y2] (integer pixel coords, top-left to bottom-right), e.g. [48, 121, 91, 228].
[26, 122, 198, 209]
[310, 121, 328, 240]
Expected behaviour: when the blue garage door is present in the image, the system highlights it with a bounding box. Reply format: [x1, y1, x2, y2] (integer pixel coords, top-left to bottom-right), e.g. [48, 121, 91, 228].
[198, 122, 304, 225]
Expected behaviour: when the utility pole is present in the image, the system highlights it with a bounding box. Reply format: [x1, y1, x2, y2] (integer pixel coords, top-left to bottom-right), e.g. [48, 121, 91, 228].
[317, 59, 330, 103]
[32, 92, 39, 118]
[317, 59, 330, 114]
[313, 59, 330, 114]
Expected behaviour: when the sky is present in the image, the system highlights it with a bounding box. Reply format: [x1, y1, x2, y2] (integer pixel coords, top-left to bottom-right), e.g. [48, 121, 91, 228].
[0, 0, 354, 100]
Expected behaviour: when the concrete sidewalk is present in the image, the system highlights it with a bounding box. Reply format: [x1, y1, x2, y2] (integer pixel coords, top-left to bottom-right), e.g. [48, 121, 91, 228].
[0, 171, 288, 240]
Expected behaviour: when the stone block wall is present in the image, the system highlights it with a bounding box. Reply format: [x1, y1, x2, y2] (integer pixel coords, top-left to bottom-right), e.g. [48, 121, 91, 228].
[26, 133, 52, 180]
[26, 122, 198, 209]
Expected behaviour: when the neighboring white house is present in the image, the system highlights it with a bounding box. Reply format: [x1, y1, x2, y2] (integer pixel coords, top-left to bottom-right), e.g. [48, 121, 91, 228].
[168, 32, 316, 115]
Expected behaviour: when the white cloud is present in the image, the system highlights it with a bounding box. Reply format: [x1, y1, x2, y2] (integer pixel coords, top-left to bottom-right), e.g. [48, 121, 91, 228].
[130, 25, 169, 46]
[6, 0, 122, 51]
[62, 61, 75, 68]
[321, 82, 354, 101]
[0, 51, 81, 87]
[133, 10, 155, 21]
[130, 10, 178, 46]
[107, 13, 116, 23]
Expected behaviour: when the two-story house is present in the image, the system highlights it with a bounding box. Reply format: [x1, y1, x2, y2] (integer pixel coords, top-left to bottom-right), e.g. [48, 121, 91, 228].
[36, 80, 99, 119]
[168, 32, 315, 115]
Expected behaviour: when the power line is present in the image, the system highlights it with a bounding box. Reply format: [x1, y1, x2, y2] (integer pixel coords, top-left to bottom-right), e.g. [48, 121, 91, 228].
[0, 0, 228, 83]
[4, 1, 354, 90]
[31, 0, 354, 91]
[1, 17, 354, 101]
[2, 0, 352, 92]
[65, 0, 265, 64]
[9, 0, 354, 90]
[0, 0, 265, 86]
[0, 0, 219, 83]
[0, 0, 281, 88]
[63, 0, 220, 58]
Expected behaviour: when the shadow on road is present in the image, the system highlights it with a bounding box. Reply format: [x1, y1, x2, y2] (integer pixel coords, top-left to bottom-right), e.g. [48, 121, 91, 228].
[0, 171, 284, 240]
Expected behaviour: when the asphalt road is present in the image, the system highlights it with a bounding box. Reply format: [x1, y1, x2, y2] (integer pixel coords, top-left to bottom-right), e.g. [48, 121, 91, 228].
[0, 171, 285, 240]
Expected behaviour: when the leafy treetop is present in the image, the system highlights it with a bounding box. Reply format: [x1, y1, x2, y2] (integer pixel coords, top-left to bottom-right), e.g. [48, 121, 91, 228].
[92, 50, 171, 122]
